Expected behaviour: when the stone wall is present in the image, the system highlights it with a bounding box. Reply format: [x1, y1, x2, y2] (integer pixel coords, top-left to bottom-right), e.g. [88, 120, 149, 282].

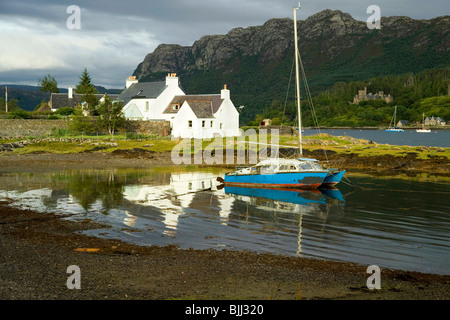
[133, 120, 171, 136]
[0, 119, 171, 138]
[0, 119, 70, 138]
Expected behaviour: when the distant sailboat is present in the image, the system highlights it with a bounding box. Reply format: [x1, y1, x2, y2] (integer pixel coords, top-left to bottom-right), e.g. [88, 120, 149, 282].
[221, 4, 345, 189]
[385, 106, 404, 132]
[416, 113, 431, 133]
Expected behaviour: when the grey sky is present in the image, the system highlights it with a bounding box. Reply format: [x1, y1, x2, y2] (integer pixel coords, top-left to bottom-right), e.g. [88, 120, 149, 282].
[0, 0, 448, 89]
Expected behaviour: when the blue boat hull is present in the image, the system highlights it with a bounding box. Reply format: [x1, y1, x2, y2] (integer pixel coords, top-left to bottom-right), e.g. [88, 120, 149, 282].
[385, 128, 404, 132]
[223, 171, 328, 189]
[322, 170, 346, 186]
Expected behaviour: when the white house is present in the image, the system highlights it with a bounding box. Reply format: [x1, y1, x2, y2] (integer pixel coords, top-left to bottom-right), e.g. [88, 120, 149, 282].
[163, 85, 240, 139]
[118, 74, 185, 121]
[118, 74, 240, 139]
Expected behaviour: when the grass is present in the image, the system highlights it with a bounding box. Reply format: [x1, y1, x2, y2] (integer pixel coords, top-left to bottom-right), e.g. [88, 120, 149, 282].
[305, 143, 450, 160]
[303, 133, 354, 145]
[5, 133, 449, 161]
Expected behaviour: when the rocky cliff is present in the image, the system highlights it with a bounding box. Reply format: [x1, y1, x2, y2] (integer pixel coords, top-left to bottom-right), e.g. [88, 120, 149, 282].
[133, 9, 450, 123]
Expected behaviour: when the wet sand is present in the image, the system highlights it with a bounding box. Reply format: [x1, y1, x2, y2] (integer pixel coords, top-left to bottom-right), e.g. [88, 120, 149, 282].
[0, 151, 449, 301]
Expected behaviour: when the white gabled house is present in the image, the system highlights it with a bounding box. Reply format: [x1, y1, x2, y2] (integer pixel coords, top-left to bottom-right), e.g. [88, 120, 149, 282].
[163, 85, 240, 139]
[117, 74, 240, 139]
[118, 74, 185, 121]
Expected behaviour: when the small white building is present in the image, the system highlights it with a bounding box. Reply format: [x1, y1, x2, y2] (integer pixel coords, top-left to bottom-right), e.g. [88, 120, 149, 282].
[118, 75, 240, 139]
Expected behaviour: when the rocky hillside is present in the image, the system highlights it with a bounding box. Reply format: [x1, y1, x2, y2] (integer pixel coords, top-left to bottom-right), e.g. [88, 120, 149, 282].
[133, 9, 450, 123]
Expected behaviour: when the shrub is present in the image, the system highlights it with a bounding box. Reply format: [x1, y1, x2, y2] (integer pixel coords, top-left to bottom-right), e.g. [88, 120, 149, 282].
[7, 109, 31, 119]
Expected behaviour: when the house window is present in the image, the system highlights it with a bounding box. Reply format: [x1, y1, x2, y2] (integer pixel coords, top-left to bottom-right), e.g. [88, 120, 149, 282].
[171, 104, 179, 111]
[202, 120, 205, 128]
[188, 120, 192, 128]
[220, 123, 223, 129]
[145, 101, 149, 112]
[210, 120, 213, 127]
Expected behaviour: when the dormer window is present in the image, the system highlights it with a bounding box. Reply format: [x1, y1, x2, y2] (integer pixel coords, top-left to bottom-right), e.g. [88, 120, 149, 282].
[171, 104, 180, 111]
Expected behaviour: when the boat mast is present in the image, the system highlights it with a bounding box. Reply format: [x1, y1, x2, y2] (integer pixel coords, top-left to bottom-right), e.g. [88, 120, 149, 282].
[393, 105, 397, 127]
[293, 4, 302, 157]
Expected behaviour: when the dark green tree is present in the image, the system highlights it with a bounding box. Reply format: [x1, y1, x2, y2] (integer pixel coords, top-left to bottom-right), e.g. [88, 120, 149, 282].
[75, 68, 98, 95]
[38, 74, 59, 93]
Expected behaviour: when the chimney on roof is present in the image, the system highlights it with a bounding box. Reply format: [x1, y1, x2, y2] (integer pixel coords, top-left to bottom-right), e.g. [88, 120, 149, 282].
[126, 76, 138, 89]
[68, 86, 73, 99]
[221, 84, 230, 100]
[166, 73, 179, 87]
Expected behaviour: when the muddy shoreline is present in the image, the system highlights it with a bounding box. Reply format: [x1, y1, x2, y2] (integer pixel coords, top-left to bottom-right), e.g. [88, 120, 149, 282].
[0, 151, 449, 300]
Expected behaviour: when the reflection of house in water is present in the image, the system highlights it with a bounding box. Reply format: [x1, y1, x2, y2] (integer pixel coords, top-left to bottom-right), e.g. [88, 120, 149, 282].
[122, 171, 233, 235]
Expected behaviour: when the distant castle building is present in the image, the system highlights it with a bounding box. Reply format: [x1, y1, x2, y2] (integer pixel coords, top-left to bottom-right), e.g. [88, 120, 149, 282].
[353, 87, 393, 104]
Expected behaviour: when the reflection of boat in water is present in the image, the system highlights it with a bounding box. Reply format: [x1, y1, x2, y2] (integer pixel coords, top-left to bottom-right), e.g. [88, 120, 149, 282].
[223, 185, 344, 207]
[223, 184, 344, 256]
[318, 187, 345, 202]
[224, 186, 326, 206]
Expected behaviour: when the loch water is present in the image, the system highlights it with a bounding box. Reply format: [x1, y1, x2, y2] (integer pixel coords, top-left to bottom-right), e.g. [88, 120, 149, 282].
[303, 128, 450, 147]
[0, 168, 449, 275]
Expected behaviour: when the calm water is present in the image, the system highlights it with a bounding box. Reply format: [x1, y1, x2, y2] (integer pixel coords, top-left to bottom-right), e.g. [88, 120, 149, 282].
[0, 168, 449, 275]
[304, 129, 450, 147]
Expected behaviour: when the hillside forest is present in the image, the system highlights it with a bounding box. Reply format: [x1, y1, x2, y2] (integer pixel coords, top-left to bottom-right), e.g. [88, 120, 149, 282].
[247, 67, 450, 128]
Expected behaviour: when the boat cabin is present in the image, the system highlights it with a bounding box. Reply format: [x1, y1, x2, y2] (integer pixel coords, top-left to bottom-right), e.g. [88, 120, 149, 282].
[233, 158, 325, 176]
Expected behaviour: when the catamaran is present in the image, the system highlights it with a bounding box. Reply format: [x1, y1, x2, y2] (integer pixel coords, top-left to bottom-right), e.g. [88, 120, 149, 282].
[222, 4, 345, 189]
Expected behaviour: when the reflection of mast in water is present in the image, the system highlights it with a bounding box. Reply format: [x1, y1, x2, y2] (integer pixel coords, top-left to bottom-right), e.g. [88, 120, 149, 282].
[223, 185, 344, 257]
[298, 213, 302, 256]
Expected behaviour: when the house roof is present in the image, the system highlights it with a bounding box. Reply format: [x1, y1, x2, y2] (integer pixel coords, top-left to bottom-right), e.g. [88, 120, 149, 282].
[187, 101, 216, 118]
[116, 82, 167, 105]
[50, 93, 118, 109]
[163, 95, 223, 116]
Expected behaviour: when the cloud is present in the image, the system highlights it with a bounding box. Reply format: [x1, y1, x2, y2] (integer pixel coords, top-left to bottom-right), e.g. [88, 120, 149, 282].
[0, 0, 448, 88]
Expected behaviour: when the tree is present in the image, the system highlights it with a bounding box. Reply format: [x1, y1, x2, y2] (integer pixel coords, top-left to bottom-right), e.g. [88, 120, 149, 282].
[38, 74, 59, 94]
[69, 107, 95, 133]
[97, 96, 125, 134]
[0, 98, 19, 112]
[75, 68, 97, 95]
